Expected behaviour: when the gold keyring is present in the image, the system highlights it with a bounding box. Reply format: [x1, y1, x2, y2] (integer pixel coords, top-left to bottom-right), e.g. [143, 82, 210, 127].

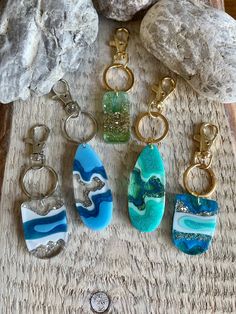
[103, 64, 134, 92]
[135, 111, 169, 144]
[183, 163, 217, 198]
[20, 165, 58, 199]
[63, 111, 98, 144]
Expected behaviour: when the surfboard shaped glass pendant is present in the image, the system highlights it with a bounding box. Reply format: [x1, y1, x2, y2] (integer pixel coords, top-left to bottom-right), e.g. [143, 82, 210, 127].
[172, 194, 218, 255]
[73, 144, 113, 231]
[128, 145, 165, 232]
[129, 77, 176, 232]
[172, 123, 219, 255]
[51, 79, 113, 231]
[102, 28, 134, 143]
[20, 125, 68, 258]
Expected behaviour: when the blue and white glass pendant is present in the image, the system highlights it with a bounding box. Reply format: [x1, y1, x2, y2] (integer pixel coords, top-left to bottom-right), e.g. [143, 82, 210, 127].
[172, 194, 218, 255]
[20, 125, 68, 258]
[21, 201, 68, 258]
[128, 77, 176, 232]
[73, 144, 113, 231]
[51, 79, 113, 231]
[172, 123, 219, 255]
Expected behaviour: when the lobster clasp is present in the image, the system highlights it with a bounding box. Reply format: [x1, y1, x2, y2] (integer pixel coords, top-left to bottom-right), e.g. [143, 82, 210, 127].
[194, 123, 218, 153]
[109, 28, 130, 65]
[193, 123, 218, 168]
[149, 77, 176, 114]
[24, 124, 50, 165]
[51, 79, 80, 115]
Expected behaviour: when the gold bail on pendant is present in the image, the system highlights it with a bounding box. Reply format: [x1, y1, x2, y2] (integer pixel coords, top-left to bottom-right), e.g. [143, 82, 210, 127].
[183, 123, 219, 198]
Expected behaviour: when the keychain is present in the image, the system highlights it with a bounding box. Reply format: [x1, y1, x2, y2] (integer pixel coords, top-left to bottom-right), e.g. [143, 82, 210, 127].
[102, 28, 134, 143]
[20, 125, 68, 258]
[172, 123, 219, 255]
[128, 77, 176, 232]
[52, 80, 113, 231]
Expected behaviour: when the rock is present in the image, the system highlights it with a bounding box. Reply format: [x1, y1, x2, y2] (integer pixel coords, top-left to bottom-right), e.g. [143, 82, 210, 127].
[0, 0, 98, 104]
[93, 0, 158, 21]
[140, 0, 236, 103]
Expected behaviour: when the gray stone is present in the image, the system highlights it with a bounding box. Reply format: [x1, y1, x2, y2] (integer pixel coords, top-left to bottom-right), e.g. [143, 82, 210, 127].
[140, 0, 236, 103]
[94, 0, 158, 21]
[0, 0, 98, 104]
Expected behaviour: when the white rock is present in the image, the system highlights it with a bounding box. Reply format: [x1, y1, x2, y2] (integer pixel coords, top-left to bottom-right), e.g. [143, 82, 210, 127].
[140, 0, 236, 103]
[94, 0, 158, 21]
[0, 0, 98, 104]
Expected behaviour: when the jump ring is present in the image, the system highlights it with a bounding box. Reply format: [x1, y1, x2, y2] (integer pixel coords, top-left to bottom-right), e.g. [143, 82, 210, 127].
[20, 165, 58, 199]
[134, 111, 169, 144]
[63, 112, 98, 144]
[183, 163, 217, 198]
[103, 64, 134, 92]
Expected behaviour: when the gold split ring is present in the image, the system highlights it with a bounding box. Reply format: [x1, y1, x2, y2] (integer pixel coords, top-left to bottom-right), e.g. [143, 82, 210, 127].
[135, 111, 169, 144]
[103, 64, 134, 92]
[183, 163, 217, 198]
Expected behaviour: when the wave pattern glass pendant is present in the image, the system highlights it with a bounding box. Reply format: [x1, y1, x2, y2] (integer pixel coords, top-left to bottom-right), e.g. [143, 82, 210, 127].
[172, 194, 218, 255]
[103, 91, 130, 143]
[21, 201, 68, 258]
[73, 144, 113, 231]
[128, 145, 165, 232]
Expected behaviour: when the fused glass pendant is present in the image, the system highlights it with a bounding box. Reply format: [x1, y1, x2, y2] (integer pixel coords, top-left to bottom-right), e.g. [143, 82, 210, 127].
[21, 201, 68, 258]
[73, 144, 113, 231]
[128, 145, 165, 232]
[103, 91, 130, 143]
[172, 194, 219, 255]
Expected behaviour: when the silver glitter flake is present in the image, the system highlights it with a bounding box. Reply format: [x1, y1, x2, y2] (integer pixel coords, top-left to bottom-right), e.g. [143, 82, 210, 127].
[175, 200, 215, 216]
[30, 239, 66, 259]
[73, 174, 105, 207]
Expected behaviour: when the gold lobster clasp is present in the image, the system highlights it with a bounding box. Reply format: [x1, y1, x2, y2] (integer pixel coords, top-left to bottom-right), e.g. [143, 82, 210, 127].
[193, 123, 219, 169]
[149, 77, 176, 114]
[183, 123, 219, 198]
[109, 28, 130, 65]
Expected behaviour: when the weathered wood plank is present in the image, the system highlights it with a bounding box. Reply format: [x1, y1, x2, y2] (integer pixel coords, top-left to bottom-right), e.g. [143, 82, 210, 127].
[0, 104, 13, 199]
[225, 0, 236, 18]
[0, 1, 235, 314]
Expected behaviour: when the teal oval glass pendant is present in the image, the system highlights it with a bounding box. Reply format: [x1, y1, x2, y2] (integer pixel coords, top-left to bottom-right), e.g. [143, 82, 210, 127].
[172, 194, 219, 255]
[128, 144, 165, 232]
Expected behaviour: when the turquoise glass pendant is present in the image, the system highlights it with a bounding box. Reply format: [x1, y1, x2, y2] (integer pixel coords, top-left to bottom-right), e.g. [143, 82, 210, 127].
[103, 91, 130, 143]
[21, 201, 68, 258]
[128, 144, 165, 232]
[172, 194, 219, 255]
[73, 144, 113, 231]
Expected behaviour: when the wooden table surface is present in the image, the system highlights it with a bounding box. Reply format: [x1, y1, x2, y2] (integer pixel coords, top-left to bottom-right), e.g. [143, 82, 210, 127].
[0, 1, 235, 313]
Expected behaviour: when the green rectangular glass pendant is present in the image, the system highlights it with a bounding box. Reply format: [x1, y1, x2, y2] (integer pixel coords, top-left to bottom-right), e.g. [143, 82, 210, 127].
[103, 91, 130, 143]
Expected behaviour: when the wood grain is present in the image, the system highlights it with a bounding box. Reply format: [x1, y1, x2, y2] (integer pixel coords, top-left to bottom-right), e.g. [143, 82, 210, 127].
[225, 0, 236, 18]
[0, 1, 235, 314]
[0, 104, 13, 199]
